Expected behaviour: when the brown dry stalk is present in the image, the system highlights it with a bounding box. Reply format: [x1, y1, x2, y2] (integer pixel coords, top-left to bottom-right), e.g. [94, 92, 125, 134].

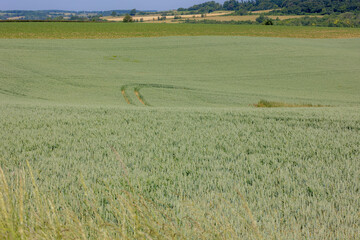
[237, 190, 263, 240]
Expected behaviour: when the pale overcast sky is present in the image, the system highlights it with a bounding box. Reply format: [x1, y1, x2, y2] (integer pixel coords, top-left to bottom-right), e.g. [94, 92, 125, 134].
[1, 0, 227, 11]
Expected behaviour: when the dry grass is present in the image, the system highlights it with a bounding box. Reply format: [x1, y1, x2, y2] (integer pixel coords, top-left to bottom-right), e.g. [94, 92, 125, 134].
[254, 99, 328, 108]
[251, 9, 279, 14]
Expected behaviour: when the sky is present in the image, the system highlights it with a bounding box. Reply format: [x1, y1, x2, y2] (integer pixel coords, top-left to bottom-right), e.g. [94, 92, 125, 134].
[1, 0, 227, 11]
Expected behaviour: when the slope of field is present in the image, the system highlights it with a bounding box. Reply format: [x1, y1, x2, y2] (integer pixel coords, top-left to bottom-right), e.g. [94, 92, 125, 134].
[1, 32, 360, 239]
[1, 37, 359, 107]
[1, 22, 360, 39]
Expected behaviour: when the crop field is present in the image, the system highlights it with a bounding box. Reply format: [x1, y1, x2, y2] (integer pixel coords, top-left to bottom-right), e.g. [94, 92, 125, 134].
[0, 26, 360, 239]
[1, 22, 360, 39]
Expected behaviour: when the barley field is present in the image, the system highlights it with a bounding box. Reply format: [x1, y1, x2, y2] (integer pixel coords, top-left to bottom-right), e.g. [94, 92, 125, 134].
[0, 26, 359, 239]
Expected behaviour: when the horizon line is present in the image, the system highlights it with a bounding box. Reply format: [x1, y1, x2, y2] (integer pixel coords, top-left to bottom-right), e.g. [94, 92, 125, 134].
[0, 9, 160, 12]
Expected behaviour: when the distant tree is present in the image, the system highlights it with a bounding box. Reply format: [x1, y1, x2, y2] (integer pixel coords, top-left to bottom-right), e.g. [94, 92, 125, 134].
[178, 0, 360, 15]
[235, 9, 249, 16]
[123, 14, 133, 22]
[185, 1, 222, 13]
[130, 9, 137, 16]
[256, 14, 267, 23]
[264, 19, 273, 25]
[223, 0, 240, 11]
[111, 11, 117, 17]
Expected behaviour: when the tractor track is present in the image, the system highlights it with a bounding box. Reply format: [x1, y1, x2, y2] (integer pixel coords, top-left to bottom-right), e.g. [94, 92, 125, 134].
[134, 89, 147, 106]
[121, 83, 193, 107]
[121, 89, 131, 105]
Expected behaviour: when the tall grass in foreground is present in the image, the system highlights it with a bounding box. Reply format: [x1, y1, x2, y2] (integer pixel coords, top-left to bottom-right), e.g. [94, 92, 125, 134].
[1, 106, 359, 239]
[0, 161, 262, 240]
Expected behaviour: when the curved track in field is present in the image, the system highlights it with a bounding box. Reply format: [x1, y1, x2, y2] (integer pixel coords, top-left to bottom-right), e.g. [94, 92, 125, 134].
[121, 84, 193, 106]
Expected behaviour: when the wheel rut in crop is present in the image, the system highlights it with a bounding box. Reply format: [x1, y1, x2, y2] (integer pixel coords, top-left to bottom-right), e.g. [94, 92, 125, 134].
[0, 88, 27, 97]
[0, 88, 48, 100]
[121, 86, 132, 105]
[134, 89, 146, 106]
[121, 84, 193, 106]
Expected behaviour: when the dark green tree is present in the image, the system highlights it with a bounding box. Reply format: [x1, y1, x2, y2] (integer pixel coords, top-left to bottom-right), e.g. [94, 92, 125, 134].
[235, 9, 249, 16]
[256, 14, 267, 23]
[130, 9, 137, 16]
[223, 0, 240, 11]
[123, 14, 133, 22]
[264, 19, 274, 25]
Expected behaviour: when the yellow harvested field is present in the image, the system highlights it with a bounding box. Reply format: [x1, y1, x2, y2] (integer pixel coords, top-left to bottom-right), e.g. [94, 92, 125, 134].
[251, 9, 280, 14]
[6, 16, 25, 20]
[102, 11, 232, 22]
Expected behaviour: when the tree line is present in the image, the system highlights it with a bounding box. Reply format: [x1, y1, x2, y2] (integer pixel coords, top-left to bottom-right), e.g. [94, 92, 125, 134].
[178, 0, 360, 15]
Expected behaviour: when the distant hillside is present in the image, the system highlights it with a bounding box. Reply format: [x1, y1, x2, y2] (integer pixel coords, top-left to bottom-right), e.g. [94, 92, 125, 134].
[179, 0, 360, 14]
[0, 10, 156, 21]
[274, 0, 360, 14]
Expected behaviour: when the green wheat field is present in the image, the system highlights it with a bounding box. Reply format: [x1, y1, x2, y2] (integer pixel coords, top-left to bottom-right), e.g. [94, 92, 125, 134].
[0, 23, 359, 239]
